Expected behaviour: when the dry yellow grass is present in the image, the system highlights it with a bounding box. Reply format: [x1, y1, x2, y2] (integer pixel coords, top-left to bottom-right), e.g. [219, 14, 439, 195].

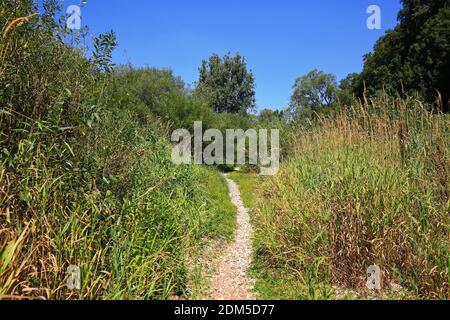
[2, 13, 37, 39]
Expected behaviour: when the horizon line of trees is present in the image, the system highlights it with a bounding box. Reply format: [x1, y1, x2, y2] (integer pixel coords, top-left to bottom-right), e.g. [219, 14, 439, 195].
[284, 0, 449, 119]
[191, 0, 449, 121]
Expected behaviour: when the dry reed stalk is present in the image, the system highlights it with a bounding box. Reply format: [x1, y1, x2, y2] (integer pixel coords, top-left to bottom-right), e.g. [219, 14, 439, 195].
[2, 13, 38, 39]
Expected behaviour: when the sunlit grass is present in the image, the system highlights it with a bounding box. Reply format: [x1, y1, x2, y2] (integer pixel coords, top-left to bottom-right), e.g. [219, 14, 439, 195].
[252, 97, 449, 299]
[227, 172, 260, 209]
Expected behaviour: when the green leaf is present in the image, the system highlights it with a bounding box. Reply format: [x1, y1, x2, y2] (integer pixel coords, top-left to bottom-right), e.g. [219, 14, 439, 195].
[0, 240, 16, 275]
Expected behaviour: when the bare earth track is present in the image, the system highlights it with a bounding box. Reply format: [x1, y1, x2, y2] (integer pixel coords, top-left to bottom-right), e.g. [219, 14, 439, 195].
[209, 174, 256, 300]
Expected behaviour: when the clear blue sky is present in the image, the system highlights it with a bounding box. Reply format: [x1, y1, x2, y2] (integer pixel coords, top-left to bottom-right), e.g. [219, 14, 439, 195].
[72, 0, 402, 111]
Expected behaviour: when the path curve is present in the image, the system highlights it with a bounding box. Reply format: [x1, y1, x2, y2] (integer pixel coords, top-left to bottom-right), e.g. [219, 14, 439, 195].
[209, 174, 256, 300]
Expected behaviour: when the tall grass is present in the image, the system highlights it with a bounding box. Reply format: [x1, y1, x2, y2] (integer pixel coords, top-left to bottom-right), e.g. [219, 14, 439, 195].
[254, 95, 449, 299]
[0, 0, 234, 300]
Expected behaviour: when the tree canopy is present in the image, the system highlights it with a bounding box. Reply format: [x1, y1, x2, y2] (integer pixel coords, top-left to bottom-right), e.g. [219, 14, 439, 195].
[356, 0, 450, 112]
[289, 69, 338, 114]
[196, 53, 256, 115]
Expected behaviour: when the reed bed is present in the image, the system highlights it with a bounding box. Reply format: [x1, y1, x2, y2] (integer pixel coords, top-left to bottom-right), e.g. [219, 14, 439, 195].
[255, 95, 449, 299]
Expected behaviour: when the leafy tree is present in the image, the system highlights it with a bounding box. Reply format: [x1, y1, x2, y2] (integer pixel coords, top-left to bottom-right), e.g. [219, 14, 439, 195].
[357, 0, 450, 112]
[196, 53, 256, 114]
[259, 109, 283, 122]
[289, 69, 338, 115]
[337, 73, 360, 107]
[92, 31, 118, 73]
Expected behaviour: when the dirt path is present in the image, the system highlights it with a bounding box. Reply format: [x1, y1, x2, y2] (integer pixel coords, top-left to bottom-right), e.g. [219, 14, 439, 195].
[209, 174, 256, 300]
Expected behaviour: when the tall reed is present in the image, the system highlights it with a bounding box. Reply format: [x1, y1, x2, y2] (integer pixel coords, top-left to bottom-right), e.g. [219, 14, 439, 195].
[255, 95, 449, 299]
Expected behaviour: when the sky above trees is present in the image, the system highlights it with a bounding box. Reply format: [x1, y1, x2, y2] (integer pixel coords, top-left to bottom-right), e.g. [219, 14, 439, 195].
[75, 0, 402, 110]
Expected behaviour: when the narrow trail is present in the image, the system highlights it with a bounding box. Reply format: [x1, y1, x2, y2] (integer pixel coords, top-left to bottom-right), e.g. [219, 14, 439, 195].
[209, 174, 256, 300]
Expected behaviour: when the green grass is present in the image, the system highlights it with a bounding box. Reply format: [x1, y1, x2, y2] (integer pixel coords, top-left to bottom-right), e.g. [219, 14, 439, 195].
[1, 0, 448, 301]
[227, 172, 305, 300]
[199, 168, 237, 241]
[228, 173, 333, 300]
[250, 258, 310, 300]
[227, 172, 260, 209]
[0, 2, 238, 300]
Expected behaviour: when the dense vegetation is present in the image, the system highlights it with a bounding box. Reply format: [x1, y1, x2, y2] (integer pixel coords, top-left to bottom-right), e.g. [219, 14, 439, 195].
[0, 0, 236, 299]
[288, 1, 450, 116]
[196, 53, 256, 115]
[0, 0, 448, 301]
[242, 1, 449, 300]
[111, 66, 254, 135]
[252, 96, 449, 299]
[354, 0, 450, 112]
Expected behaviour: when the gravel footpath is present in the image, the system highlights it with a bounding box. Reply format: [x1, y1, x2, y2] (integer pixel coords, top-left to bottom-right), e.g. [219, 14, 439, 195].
[209, 174, 256, 300]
